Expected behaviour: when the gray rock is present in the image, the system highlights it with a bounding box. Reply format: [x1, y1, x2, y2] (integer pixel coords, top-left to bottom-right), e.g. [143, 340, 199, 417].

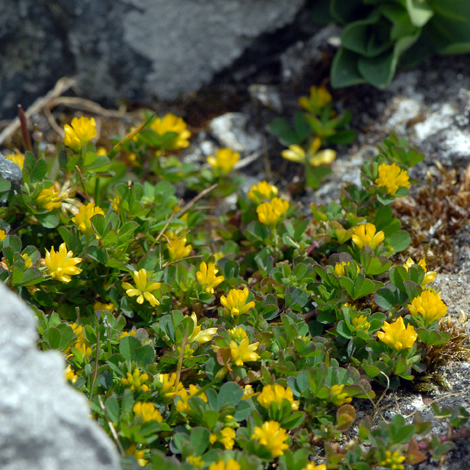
[0, 0, 303, 119]
[0, 153, 23, 184]
[0, 282, 120, 470]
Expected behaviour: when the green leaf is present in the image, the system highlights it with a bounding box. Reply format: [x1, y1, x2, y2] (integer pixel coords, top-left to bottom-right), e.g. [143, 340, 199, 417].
[133, 345, 156, 367]
[281, 411, 305, 430]
[105, 396, 120, 424]
[189, 427, 210, 455]
[406, 0, 434, 27]
[331, 47, 366, 88]
[330, 0, 366, 24]
[375, 285, 398, 310]
[119, 336, 141, 362]
[43, 327, 62, 349]
[0, 177, 11, 192]
[218, 382, 243, 408]
[30, 159, 48, 184]
[268, 118, 300, 146]
[203, 410, 219, 429]
[36, 212, 59, 229]
[403, 280, 422, 301]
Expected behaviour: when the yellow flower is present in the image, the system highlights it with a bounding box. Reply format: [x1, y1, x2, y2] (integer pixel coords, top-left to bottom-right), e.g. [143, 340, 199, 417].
[156, 373, 184, 399]
[229, 326, 248, 342]
[298, 85, 332, 114]
[219, 427, 236, 450]
[176, 385, 208, 414]
[121, 368, 149, 392]
[187, 455, 205, 468]
[166, 231, 192, 261]
[352, 315, 371, 333]
[68, 323, 93, 358]
[122, 269, 161, 306]
[63, 116, 97, 153]
[377, 317, 417, 351]
[351, 223, 385, 249]
[133, 402, 163, 422]
[408, 290, 447, 326]
[111, 196, 120, 212]
[196, 261, 224, 294]
[71, 203, 105, 237]
[248, 181, 279, 204]
[44, 243, 82, 283]
[5, 152, 25, 169]
[187, 312, 218, 344]
[21, 253, 33, 268]
[209, 459, 241, 470]
[330, 384, 352, 406]
[252, 420, 289, 458]
[150, 113, 191, 150]
[93, 302, 115, 313]
[403, 257, 436, 285]
[230, 337, 260, 366]
[257, 384, 299, 411]
[281, 145, 306, 163]
[64, 365, 78, 384]
[221, 288, 255, 317]
[36, 184, 66, 211]
[242, 384, 258, 400]
[119, 330, 136, 340]
[302, 464, 327, 470]
[281, 138, 336, 167]
[375, 163, 410, 196]
[380, 450, 406, 470]
[257, 197, 289, 227]
[96, 146, 108, 156]
[125, 445, 148, 467]
[207, 148, 240, 175]
[0, 229, 6, 241]
[334, 261, 359, 277]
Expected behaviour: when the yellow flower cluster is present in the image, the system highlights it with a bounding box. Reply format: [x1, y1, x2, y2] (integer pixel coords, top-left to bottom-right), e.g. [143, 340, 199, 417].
[403, 257, 436, 285]
[375, 163, 410, 196]
[36, 184, 67, 212]
[133, 402, 163, 423]
[248, 181, 278, 205]
[70, 323, 92, 357]
[210, 427, 236, 450]
[72, 203, 105, 237]
[44, 243, 82, 283]
[302, 464, 327, 470]
[229, 326, 248, 342]
[166, 231, 192, 261]
[176, 384, 208, 414]
[330, 384, 352, 406]
[209, 459, 240, 470]
[242, 384, 257, 400]
[334, 261, 360, 277]
[122, 269, 161, 307]
[252, 420, 289, 457]
[156, 372, 184, 399]
[63, 116, 97, 153]
[377, 317, 417, 351]
[207, 148, 240, 175]
[380, 450, 406, 470]
[408, 290, 447, 326]
[122, 368, 149, 392]
[281, 138, 336, 167]
[257, 197, 289, 227]
[196, 261, 224, 294]
[64, 364, 78, 384]
[0, 229, 6, 241]
[351, 315, 371, 333]
[125, 444, 148, 467]
[150, 113, 191, 150]
[220, 287, 255, 317]
[187, 455, 205, 468]
[93, 302, 115, 313]
[257, 384, 299, 411]
[351, 223, 384, 249]
[298, 85, 332, 114]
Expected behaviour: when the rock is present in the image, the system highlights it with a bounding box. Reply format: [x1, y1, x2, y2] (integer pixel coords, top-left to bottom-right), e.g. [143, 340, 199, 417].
[0, 153, 23, 184]
[0, 282, 120, 470]
[0, 0, 303, 119]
